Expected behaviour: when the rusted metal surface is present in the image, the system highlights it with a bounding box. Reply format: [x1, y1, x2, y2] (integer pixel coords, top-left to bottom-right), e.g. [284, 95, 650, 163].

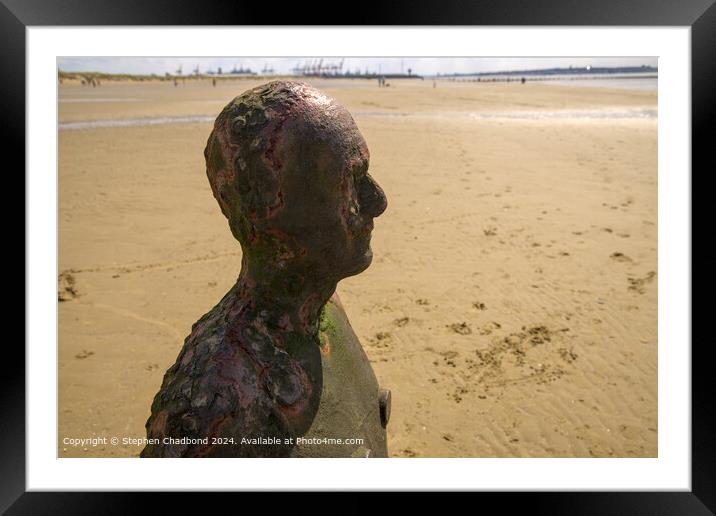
[141, 82, 389, 457]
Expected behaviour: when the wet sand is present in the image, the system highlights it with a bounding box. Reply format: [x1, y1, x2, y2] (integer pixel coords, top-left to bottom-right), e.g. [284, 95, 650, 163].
[58, 78, 657, 458]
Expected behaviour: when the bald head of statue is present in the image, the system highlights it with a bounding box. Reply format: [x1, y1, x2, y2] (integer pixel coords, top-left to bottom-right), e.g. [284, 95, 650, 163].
[204, 81, 387, 284]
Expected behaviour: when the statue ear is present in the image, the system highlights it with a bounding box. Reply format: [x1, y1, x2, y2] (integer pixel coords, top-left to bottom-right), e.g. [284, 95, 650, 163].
[230, 115, 248, 138]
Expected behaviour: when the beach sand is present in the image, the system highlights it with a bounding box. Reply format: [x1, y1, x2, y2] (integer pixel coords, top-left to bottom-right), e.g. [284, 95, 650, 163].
[58, 78, 657, 458]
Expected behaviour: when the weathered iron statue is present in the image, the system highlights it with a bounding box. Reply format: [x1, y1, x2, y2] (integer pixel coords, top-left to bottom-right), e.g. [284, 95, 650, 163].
[141, 81, 390, 457]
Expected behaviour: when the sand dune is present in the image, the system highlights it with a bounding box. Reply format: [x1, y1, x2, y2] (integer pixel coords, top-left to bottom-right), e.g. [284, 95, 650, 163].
[58, 78, 657, 457]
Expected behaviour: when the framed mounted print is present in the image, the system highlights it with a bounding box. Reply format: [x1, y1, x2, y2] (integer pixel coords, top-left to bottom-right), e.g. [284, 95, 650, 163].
[4, 0, 710, 512]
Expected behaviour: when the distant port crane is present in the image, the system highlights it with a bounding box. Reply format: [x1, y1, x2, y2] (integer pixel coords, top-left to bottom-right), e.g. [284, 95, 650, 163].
[291, 58, 345, 77]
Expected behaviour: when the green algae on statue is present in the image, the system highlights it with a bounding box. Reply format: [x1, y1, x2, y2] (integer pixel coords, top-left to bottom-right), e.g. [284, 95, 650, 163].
[141, 81, 390, 458]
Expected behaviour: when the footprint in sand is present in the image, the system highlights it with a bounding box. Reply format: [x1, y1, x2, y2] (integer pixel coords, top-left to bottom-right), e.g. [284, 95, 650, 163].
[75, 349, 94, 359]
[627, 271, 656, 294]
[394, 317, 410, 327]
[558, 347, 578, 363]
[610, 252, 633, 263]
[478, 321, 502, 336]
[520, 325, 552, 345]
[437, 350, 460, 369]
[451, 386, 469, 403]
[58, 271, 79, 302]
[448, 322, 472, 335]
[369, 331, 392, 348]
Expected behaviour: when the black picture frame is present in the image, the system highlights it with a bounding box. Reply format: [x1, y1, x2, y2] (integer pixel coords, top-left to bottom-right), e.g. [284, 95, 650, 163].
[5, 0, 709, 512]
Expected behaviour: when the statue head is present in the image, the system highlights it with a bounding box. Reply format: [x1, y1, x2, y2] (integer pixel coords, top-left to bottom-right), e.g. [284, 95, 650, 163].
[204, 81, 387, 283]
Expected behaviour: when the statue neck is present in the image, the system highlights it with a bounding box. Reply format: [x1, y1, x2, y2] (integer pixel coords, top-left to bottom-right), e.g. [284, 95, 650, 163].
[230, 255, 338, 338]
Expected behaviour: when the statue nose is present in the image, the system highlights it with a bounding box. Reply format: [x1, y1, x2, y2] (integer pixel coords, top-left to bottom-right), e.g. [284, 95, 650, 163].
[360, 176, 387, 218]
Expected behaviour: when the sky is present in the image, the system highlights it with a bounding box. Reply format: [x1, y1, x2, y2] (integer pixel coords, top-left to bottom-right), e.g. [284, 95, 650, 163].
[57, 57, 658, 76]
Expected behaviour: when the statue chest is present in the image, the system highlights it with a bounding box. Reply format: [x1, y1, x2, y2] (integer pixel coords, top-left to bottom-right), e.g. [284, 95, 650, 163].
[289, 299, 388, 457]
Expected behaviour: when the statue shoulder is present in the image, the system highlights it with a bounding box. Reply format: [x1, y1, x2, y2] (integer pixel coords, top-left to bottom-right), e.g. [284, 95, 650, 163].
[143, 311, 319, 457]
